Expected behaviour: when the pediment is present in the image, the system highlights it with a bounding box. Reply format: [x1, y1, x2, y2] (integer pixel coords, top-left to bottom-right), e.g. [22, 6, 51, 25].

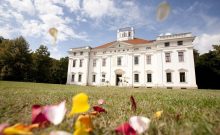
[107, 41, 133, 49]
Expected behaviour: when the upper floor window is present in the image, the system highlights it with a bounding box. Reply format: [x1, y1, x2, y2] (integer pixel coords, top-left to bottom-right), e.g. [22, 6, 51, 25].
[93, 59, 97, 67]
[178, 52, 184, 62]
[78, 74, 82, 82]
[103, 51, 106, 54]
[73, 60, 76, 67]
[177, 41, 183, 46]
[73, 52, 76, 56]
[165, 42, 170, 47]
[147, 73, 152, 82]
[80, 52, 83, 55]
[180, 72, 186, 82]
[146, 55, 151, 64]
[94, 52, 97, 55]
[102, 58, 106, 67]
[117, 57, 122, 66]
[166, 72, 172, 82]
[128, 32, 131, 37]
[134, 48, 139, 51]
[79, 59, 83, 67]
[134, 56, 139, 65]
[92, 74, 96, 82]
[165, 53, 171, 62]
[134, 74, 139, 83]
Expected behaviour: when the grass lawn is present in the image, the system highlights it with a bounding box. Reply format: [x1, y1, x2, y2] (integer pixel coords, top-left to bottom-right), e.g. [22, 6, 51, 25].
[0, 81, 220, 135]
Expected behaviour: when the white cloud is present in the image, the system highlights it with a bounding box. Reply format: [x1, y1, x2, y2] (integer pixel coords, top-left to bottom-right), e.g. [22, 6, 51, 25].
[193, 33, 220, 54]
[34, 0, 63, 15]
[82, 0, 117, 18]
[7, 0, 35, 15]
[0, 24, 16, 38]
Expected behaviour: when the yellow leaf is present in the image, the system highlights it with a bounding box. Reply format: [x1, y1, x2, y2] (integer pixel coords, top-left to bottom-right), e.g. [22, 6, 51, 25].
[69, 93, 90, 117]
[154, 111, 163, 119]
[73, 114, 93, 135]
[3, 123, 38, 135]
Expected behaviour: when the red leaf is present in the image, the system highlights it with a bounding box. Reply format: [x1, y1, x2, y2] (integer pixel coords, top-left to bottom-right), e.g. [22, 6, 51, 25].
[32, 105, 50, 127]
[130, 96, 137, 112]
[115, 122, 137, 135]
[93, 106, 106, 113]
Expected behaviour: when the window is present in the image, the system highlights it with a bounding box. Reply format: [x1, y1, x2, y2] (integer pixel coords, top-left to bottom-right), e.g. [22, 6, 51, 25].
[73, 52, 76, 56]
[102, 58, 106, 67]
[78, 74, 82, 82]
[165, 53, 171, 62]
[178, 52, 184, 62]
[73, 60, 76, 67]
[92, 75, 96, 82]
[134, 74, 139, 83]
[103, 51, 106, 54]
[146, 55, 151, 64]
[93, 59, 96, 67]
[102, 74, 105, 82]
[165, 42, 170, 47]
[180, 72, 186, 82]
[134, 56, 139, 65]
[94, 52, 97, 55]
[71, 74, 75, 82]
[146, 47, 151, 50]
[134, 48, 139, 51]
[128, 32, 131, 37]
[117, 57, 122, 66]
[147, 73, 152, 82]
[79, 59, 83, 67]
[166, 73, 172, 82]
[177, 41, 183, 46]
[80, 52, 83, 55]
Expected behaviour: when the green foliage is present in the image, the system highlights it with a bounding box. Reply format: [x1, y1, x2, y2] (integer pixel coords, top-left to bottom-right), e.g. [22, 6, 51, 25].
[0, 81, 219, 135]
[195, 45, 220, 89]
[0, 36, 68, 84]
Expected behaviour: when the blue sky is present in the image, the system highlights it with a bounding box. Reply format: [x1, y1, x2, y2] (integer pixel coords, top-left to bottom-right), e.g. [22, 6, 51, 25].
[0, 0, 220, 59]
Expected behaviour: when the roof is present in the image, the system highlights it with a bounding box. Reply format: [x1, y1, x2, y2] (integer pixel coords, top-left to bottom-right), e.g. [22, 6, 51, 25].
[94, 38, 153, 49]
[118, 27, 133, 32]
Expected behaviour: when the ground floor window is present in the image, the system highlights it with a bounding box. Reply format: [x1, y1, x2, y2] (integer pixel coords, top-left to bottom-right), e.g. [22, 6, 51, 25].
[102, 74, 105, 82]
[92, 75, 96, 82]
[180, 72, 186, 82]
[78, 74, 82, 82]
[166, 72, 172, 82]
[71, 74, 75, 82]
[134, 74, 139, 83]
[147, 73, 152, 82]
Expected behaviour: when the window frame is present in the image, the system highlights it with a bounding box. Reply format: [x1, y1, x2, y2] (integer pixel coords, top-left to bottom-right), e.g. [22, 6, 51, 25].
[134, 56, 139, 65]
[102, 74, 106, 82]
[117, 57, 122, 66]
[146, 55, 151, 64]
[165, 42, 170, 47]
[93, 59, 97, 67]
[178, 52, 184, 62]
[147, 73, 152, 83]
[134, 74, 139, 83]
[92, 74, 96, 83]
[73, 60, 76, 67]
[79, 59, 83, 67]
[102, 58, 106, 67]
[177, 41, 183, 46]
[180, 72, 186, 83]
[78, 74, 82, 82]
[166, 72, 172, 83]
[165, 53, 171, 63]
[71, 74, 75, 82]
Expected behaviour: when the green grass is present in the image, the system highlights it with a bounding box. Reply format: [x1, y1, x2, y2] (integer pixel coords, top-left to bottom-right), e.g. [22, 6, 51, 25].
[0, 81, 220, 135]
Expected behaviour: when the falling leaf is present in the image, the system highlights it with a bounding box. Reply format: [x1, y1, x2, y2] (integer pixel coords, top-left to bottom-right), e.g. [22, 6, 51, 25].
[156, 1, 171, 22]
[130, 95, 137, 112]
[0, 123, 9, 134]
[115, 122, 137, 135]
[50, 130, 72, 135]
[3, 123, 39, 135]
[175, 113, 181, 122]
[98, 99, 105, 105]
[129, 116, 151, 134]
[49, 27, 58, 45]
[44, 101, 67, 125]
[69, 93, 90, 117]
[32, 105, 50, 126]
[93, 106, 106, 113]
[74, 114, 92, 135]
[154, 111, 163, 119]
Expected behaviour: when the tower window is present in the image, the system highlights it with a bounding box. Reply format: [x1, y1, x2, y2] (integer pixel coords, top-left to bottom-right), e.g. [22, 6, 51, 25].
[165, 42, 170, 47]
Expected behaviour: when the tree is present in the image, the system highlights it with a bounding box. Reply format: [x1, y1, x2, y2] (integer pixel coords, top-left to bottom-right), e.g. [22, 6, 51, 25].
[0, 36, 32, 80]
[195, 45, 220, 89]
[31, 45, 52, 82]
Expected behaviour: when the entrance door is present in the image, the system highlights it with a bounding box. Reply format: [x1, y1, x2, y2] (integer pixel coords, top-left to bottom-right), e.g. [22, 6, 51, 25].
[116, 74, 122, 86]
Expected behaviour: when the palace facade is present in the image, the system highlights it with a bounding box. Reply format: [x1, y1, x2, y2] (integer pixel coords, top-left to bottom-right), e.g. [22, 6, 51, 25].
[66, 27, 197, 89]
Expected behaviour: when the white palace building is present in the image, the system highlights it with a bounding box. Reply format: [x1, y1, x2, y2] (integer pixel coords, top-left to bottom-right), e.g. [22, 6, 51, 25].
[66, 27, 197, 89]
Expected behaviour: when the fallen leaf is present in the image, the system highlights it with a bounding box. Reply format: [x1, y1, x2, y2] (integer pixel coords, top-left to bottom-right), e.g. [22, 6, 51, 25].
[93, 106, 106, 113]
[115, 122, 137, 135]
[130, 96, 137, 112]
[129, 116, 151, 134]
